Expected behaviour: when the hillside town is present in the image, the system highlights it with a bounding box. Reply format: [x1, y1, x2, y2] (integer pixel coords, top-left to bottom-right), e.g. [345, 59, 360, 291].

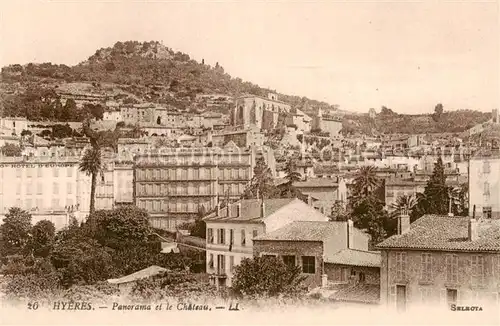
[1, 78, 499, 314]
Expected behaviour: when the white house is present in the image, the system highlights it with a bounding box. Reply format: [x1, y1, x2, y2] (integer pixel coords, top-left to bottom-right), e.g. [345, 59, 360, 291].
[203, 198, 329, 288]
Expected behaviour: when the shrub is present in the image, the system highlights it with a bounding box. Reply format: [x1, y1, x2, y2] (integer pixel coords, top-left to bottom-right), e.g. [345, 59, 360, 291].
[231, 256, 306, 298]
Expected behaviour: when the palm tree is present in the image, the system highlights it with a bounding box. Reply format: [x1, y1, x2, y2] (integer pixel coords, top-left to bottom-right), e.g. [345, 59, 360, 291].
[390, 195, 417, 218]
[79, 146, 103, 215]
[353, 166, 380, 197]
[80, 118, 102, 215]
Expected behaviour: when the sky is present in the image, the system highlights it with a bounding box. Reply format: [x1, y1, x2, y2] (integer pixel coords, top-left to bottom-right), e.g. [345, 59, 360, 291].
[0, 0, 498, 114]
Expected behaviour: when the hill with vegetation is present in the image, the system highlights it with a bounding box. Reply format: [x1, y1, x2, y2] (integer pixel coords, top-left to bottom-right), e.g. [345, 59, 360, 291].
[0, 40, 493, 134]
[341, 106, 491, 136]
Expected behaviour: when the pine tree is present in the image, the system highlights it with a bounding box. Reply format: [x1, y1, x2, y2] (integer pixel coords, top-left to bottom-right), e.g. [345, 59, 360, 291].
[418, 156, 449, 215]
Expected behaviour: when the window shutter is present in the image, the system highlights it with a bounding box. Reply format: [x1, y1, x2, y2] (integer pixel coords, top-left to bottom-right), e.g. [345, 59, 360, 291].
[440, 288, 447, 306]
[389, 285, 397, 308]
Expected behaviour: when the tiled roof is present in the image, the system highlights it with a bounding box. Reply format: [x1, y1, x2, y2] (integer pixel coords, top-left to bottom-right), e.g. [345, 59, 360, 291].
[293, 179, 340, 188]
[377, 215, 500, 252]
[327, 283, 380, 304]
[107, 265, 167, 285]
[325, 249, 381, 267]
[253, 221, 346, 242]
[203, 198, 296, 222]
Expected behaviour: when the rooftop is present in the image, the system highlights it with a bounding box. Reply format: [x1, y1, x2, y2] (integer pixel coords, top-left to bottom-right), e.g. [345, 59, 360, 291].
[203, 198, 296, 222]
[107, 265, 167, 285]
[326, 283, 380, 304]
[325, 249, 381, 268]
[377, 215, 500, 252]
[293, 179, 340, 188]
[254, 220, 360, 242]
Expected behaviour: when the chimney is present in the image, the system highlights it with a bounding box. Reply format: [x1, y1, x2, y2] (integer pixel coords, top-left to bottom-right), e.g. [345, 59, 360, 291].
[398, 209, 410, 235]
[468, 218, 478, 241]
[307, 194, 312, 206]
[347, 219, 354, 249]
[260, 199, 265, 218]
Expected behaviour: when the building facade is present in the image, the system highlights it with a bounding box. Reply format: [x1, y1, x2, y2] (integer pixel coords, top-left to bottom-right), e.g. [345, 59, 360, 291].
[253, 220, 371, 289]
[204, 198, 330, 288]
[469, 150, 500, 219]
[134, 145, 255, 230]
[232, 94, 291, 131]
[377, 214, 500, 312]
[0, 156, 91, 229]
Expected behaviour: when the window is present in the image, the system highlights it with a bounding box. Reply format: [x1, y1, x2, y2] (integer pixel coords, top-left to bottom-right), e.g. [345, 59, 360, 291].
[208, 254, 214, 269]
[26, 169, 32, 178]
[207, 228, 214, 244]
[483, 161, 491, 174]
[67, 182, 73, 195]
[26, 182, 32, 195]
[420, 253, 433, 283]
[36, 182, 43, 195]
[302, 256, 315, 274]
[37, 168, 43, 178]
[217, 228, 225, 244]
[16, 184, 21, 195]
[67, 167, 73, 177]
[483, 182, 490, 196]
[217, 254, 225, 274]
[359, 272, 366, 283]
[53, 182, 59, 195]
[471, 255, 485, 286]
[241, 229, 246, 246]
[252, 230, 258, 239]
[338, 267, 349, 282]
[483, 206, 492, 219]
[53, 168, 58, 177]
[395, 252, 407, 281]
[282, 255, 296, 268]
[51, 198, 59, 209]
[16, 168, 21, 178]
[445, 254, 459, 284]
[229, 256, 235, 273]
[446, 289, 458, 306]
[229, 229, 234, 246]
[420, 287, 433, 303]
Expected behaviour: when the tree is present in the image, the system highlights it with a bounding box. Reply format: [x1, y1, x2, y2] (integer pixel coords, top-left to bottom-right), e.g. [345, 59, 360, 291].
[433, 103, 444, 122]
[389, 195, 417, 219]
[1, 143, 22, 157]
[329, 201, 350, 221]
[231, 256, 306, 298]
[20, 130, 32, 137]
[51, 238, 115, 287]
[350, 196, 394, 246]
[89, 206, 151, 249]
[30, 220, 56, 258]
[419, 157, 449, 216]
[242, 157, 278, 199]
[0, 208, 32, 257]
[79, 146, 102, 215]
[352, 166, 380, 198]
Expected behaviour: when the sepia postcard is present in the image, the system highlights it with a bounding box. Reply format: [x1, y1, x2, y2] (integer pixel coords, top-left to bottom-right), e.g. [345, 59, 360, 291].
[0, 0, 499, 325]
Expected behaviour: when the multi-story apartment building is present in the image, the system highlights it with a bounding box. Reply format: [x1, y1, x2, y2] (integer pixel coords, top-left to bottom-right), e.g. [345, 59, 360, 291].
[95, 159, 135, 210]
[232, 93, 291, 131]
[0, 156, 91, 229]
[134, 144, 255, 230]
[377, 214, 500, 312]
[203, 198, 330, 289]
[469, 149, 500, 219]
